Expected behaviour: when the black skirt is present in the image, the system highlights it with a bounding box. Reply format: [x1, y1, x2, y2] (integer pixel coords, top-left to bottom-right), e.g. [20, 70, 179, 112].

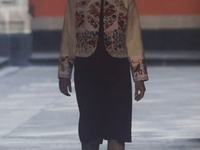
[74, 52, 132, 144]
[74, 0, 132, 144]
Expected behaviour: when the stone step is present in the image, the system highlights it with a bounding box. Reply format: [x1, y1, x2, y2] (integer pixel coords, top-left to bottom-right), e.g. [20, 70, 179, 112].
[29, 50, 200, 66]
[0, 56, 9, 69]
[29, 52, 59, 65]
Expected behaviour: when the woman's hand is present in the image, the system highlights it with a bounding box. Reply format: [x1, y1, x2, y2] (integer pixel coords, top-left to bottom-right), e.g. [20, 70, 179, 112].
[135, 81, 146, 101]
[59, 78, 72, 96]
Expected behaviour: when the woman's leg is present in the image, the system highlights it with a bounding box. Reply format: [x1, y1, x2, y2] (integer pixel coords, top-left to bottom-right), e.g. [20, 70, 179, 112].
[107, 140, 125, 150]
[81, 142, 100, 150]
[81, 139, 102, 150]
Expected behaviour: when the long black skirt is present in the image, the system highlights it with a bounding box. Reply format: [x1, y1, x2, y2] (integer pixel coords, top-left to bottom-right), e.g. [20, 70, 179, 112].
[74, 49, 132, 143]
[74, 47, 132, 144]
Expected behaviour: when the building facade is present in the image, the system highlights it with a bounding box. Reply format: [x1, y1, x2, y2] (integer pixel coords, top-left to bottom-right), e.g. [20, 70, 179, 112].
[29, 0, 200, 52]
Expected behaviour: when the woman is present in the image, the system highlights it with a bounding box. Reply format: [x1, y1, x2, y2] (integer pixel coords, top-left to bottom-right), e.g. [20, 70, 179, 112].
[58, 0, 148, 149]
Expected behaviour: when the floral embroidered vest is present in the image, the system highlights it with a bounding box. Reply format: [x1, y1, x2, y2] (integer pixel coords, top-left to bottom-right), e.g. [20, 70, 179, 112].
[58, 0, 149, 82]
[76, 0, 129, 58]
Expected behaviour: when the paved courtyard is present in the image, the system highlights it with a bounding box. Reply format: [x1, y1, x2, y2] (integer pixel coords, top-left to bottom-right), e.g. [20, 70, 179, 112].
[0, 66, 200, 150]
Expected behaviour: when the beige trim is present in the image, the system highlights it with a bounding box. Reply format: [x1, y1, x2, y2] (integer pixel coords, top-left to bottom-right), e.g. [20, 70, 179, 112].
[140, 15, 200, 29]
[31, 15, 200, 30]
[31, 17, 64, 30]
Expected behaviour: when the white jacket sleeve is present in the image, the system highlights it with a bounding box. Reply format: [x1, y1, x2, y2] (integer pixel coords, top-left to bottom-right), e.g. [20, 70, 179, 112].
[58, 0, 77, 79]
[125, 0, 148, 82]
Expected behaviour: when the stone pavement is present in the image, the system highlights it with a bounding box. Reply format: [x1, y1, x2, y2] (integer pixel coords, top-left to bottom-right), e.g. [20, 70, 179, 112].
[29, 50, 200, 66]
[0, 66, 200, 150]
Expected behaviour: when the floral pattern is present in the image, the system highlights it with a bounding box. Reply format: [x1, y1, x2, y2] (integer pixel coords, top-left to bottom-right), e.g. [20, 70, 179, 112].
[76, 10, 85, 28]
[103, 1, 117, 29]
[113, 30, 126, 50]
[75, 0, 130, 58]
[104, 30, 127, 56]
[131, 59, 143, 73]
[60, 56, 73, 72]
[104, 31, 112, 50]
[115, 0, 128, 11]
[76, 31, 99, 54]
[131, 59, 148, 81]
[77, 0, 91, 8]
[77, 0, 127, 30]
[87, 2, 101, 28]
[142, 59, 148, 75]
[59, 56, 74, 78]
[118, 12, 127, 31]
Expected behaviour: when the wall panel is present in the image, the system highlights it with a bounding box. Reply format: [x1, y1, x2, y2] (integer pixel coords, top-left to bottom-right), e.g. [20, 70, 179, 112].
[29, 0, 200, 17]
[136, 0, 200, 15]
[29, 0, 67, 16]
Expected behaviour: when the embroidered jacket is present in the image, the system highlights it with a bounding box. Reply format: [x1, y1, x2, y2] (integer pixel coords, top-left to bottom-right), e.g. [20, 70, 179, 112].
[58, 0, 148, 82]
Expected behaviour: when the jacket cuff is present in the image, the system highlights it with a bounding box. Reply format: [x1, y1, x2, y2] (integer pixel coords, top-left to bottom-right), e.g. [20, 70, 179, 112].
[58, 56, 74, 79]
[131, 59, 149, 82]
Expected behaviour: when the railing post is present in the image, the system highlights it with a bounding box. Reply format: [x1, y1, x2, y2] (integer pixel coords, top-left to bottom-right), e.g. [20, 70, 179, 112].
[0, 0, 32, 66]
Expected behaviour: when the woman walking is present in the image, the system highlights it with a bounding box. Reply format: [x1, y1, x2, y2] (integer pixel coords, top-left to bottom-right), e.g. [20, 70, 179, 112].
[58, 0, 148, 149]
